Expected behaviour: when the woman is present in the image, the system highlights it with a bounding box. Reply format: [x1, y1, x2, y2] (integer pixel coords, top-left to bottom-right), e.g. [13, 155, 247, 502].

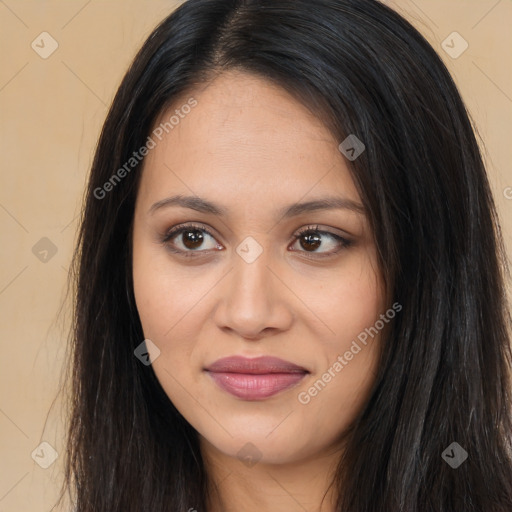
[61, 0, 512, 510]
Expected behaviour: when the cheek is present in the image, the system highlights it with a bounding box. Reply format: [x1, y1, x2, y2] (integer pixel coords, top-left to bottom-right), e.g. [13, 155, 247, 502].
[296, 291, 383, 434]
[132, 244, 171, 339]
[132, 239, 210, 340]
[303, 249, 383, 343]
[132, 248, 204, 413]
[296, 250, 383, 409]
[132, 240, 216, 402]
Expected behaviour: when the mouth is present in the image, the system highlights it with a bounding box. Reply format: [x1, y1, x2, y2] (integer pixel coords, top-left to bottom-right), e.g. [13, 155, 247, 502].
[204, 356, 309, 400]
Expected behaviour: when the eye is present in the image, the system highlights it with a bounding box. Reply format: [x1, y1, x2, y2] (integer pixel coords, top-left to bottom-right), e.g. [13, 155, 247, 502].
[162, 223, 223, 255]
[161, 223, 352, 259]
[289, 225, 352, 257]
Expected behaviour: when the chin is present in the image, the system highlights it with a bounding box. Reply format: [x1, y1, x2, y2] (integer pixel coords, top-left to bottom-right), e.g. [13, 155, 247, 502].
[198, 422, 326, 466]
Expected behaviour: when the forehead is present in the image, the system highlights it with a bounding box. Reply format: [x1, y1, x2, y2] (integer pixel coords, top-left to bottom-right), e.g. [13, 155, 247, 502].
[137, 71, 361, 213]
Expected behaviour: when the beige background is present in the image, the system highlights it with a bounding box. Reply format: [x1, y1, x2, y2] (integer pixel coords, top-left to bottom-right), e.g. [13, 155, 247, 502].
[0, 1, 510, 510]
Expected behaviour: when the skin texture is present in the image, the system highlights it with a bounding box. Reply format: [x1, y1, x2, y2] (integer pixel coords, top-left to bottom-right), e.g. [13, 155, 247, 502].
[132, 70, 385, 511]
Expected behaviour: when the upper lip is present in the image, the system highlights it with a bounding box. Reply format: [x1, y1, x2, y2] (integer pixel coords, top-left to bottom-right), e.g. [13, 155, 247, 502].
[205, 356, 309, 374]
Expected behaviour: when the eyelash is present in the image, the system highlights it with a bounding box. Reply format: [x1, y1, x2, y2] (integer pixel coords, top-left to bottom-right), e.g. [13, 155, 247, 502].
[161, 223, 352, 259]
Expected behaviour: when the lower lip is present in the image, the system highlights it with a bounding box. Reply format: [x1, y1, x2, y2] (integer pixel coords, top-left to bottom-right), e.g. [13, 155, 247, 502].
[206, 371, 307, 400]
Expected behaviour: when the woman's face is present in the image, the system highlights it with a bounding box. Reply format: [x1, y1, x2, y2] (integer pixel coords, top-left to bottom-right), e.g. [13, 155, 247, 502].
[132, 70, 385, 465]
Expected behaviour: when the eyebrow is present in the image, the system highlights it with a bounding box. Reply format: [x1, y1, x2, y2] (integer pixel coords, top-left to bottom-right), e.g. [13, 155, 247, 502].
[148, 194, 365, 218]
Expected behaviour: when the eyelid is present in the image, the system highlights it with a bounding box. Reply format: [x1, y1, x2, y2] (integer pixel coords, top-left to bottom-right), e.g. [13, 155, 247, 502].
[293, 224, 352, 241]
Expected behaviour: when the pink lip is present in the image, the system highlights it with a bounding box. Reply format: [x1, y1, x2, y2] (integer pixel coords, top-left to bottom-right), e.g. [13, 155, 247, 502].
[205, 356, 308, 400]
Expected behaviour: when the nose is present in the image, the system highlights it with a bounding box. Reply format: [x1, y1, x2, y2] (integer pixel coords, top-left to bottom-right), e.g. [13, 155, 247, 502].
[213, 245, 294, 340]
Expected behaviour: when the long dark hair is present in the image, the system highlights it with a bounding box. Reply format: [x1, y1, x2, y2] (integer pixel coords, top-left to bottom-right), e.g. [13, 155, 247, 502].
[60, 0, 512, 510]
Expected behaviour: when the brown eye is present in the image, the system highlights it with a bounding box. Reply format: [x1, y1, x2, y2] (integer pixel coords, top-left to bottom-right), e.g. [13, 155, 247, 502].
[290, 226, 352, 256]
[300, 232, 322, 252]
[162, 224, 222, 254]
[181, 229, 205, 250]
